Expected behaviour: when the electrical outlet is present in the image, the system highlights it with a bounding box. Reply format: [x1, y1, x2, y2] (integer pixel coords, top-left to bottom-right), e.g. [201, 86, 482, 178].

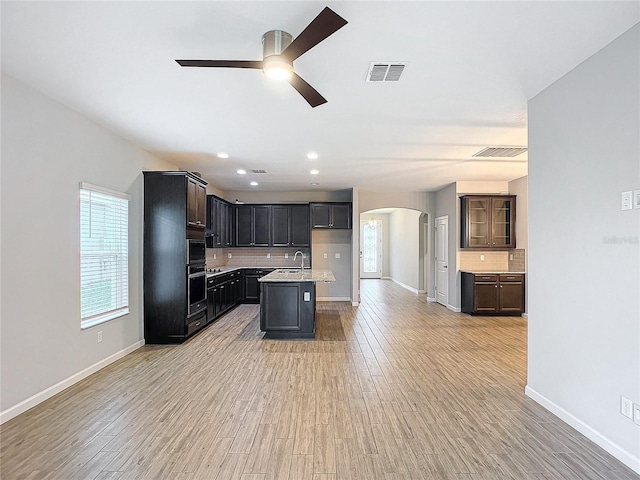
[634, 403, 640, 425]
[509, 253, 514, 261]
[480, 255, 485, 261]
[228, 253, 232, 259]
[335, 253, 340, 259]
[621, 396, 633, 419]
[267, 253, 271, 259]
[634, 190, 640, 209]
[97, 331, 103, 343]
[621, 191, 632, 211]
[323, 253, 327, 259]
[285, 253, 288, 259]
[213, 253, 216, 260]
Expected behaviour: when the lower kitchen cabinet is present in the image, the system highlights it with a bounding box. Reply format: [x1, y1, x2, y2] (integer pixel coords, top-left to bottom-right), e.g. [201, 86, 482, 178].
[243, 269, 274, 303]
[207, 270, 244, 323]
[461, 272, 525, 315]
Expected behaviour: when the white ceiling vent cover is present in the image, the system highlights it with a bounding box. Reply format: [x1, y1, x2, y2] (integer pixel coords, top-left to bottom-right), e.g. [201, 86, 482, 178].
[251, 169, 267, 174]
[473, 147, 528, 158]
[366, 62, 406, 82]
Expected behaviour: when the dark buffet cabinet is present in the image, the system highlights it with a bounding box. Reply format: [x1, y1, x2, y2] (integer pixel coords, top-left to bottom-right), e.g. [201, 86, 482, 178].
[460, 195, 516, 249]
[143, 171, 208, 344]
[310, 202, 352, 229]
[461, 272, 525, 315]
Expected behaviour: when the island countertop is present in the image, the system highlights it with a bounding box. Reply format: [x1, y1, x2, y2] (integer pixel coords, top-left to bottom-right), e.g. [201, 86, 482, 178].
[258, 268, 336, 283]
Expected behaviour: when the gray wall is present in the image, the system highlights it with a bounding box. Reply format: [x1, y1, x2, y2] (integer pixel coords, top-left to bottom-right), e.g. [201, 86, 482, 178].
[528, 25, 639, 470]
[508, 175, 528, 312]
[311, 230, 353, 300]
[0, 74, 176, 416]
[389, 209, 422, 291]
[435, 183, 459, 309]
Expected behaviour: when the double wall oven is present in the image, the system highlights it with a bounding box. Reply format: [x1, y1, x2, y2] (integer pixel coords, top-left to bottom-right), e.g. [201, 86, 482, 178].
[187, 239, 207, 317]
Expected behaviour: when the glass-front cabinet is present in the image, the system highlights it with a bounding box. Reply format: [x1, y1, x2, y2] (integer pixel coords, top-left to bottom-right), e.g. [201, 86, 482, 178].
[460, 195, 516, 249]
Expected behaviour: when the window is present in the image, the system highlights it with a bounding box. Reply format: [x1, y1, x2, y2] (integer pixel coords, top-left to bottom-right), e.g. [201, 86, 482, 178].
[80, 183, 130, 329]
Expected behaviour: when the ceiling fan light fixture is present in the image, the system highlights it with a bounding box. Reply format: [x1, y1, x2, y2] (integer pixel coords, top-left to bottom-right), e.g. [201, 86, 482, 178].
[263, 57, 293, 80]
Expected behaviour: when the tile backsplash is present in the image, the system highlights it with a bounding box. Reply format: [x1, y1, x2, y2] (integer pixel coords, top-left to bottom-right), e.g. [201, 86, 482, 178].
[459, 249, 527, 272]
[508, 248, 526, 272]
[459, 251, 509, 272]
[206, 247, 311, 268]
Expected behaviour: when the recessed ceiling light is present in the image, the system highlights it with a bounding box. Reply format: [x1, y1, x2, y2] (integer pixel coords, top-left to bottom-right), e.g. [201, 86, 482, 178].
[311, 182, 319, 186]
[237, 169, 247, 175]
[307, 152, 318, 160]
[250, 181, 259, 186]
[217, 152, 229, 159]
[310, 169, 320, 175]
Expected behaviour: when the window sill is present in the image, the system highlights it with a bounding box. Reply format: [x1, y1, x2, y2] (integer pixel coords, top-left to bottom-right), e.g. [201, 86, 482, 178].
[81, 308, 129, 330]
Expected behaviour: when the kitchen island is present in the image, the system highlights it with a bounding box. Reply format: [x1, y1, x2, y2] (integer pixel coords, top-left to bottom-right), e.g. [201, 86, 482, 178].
[258, 269, 336, 338]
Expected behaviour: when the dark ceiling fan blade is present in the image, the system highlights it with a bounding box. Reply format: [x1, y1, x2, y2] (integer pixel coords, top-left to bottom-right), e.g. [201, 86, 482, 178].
[176, 60, 263, 69]
[281, 7, 348, 62]
[288, 73, 327, 108]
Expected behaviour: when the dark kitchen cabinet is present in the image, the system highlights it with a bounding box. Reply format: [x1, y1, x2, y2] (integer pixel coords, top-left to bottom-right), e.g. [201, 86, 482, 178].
[206, 270, 244, 323]
[460, 195, 516, 249]
[235, 205, 271, 247]
[243, 268, 274, 303]
[461, 272, 524, 315]
[310, 202, 352, 229]
[206, 196, 233, 248]
[143, 171, 208, 344]
[260, 281, 316, 339]
[271, 204, 310, 247]
[187, 177, 207, 229]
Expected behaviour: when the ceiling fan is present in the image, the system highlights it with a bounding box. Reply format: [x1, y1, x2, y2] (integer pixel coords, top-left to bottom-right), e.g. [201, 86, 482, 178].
[176, 7, 347, 108]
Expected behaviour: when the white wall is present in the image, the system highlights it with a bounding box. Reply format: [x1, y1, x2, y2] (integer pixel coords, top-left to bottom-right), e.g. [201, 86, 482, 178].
[0, 74, 176, 419]
[528, 25, 640, 472]
[358, 190, 432, 214]
[509, 175, 528, 311]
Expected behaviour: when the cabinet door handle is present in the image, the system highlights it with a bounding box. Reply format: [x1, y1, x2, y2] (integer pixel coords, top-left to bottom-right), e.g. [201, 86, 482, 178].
[495, 285, 498, 288]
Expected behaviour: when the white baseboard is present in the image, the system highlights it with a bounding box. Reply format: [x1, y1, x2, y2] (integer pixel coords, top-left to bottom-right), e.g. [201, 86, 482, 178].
[0, 340, 145, 425]
[427, 296, 436, 303]
[390, 278, 420, 294]
[352, 301, 359, 306]
[522, 312, 528, 319]
[381, 276, 391, 280]
[525, 385, 640, 474]
[446, 304, 461, 312]
[317, 296, 351, 302]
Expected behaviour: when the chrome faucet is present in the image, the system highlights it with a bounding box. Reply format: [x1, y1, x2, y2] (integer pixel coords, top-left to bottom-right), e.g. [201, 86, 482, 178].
[294, 250, 304, 270]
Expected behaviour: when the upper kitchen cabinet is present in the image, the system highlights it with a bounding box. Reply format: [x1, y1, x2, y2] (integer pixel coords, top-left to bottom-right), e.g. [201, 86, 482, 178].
[460, 195, 516, 249]
[206, 196, 233, 248]
[272, 204, 310, 247]
[310, 202, 352, 229]
[235, 205, 271, 247]
[187, 177, 207, 229]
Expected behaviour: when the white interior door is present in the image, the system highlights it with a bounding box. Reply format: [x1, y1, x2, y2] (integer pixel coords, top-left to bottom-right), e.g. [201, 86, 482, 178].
[360, 220, 382, 279]
[435, 216, 448, 306]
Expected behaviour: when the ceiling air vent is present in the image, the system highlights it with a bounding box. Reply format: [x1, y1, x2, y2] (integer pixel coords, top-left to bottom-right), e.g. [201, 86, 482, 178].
[366, 62, 406, 82]
[473, 147, 528, 158]
[251, 169, 267, 174]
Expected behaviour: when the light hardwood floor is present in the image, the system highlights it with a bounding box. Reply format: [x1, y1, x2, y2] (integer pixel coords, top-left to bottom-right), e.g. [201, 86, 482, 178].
[2, 279, 638, 479]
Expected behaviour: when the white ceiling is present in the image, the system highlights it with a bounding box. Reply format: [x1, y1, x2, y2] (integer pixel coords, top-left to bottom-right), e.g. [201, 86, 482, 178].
[2, 1, 638, 192]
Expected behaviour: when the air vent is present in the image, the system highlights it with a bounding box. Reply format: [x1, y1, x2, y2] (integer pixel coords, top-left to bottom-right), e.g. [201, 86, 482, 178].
[251, 169, 267, 174]
[366, 62, 406, 82]
[473, 147, 528, 158]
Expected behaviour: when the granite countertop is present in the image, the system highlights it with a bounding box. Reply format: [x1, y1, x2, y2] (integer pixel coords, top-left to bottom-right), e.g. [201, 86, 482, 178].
[460, 270, 526, 274]
[206, 266, 277, 278]
[258, 268, 336, 283]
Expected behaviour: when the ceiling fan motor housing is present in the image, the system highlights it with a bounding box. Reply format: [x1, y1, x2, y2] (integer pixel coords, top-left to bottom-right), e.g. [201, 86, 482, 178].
[262, 30, 294, 77]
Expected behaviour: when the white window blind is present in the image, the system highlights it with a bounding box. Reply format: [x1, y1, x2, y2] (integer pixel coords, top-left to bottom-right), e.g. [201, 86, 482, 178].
[80, 183, 130, 328]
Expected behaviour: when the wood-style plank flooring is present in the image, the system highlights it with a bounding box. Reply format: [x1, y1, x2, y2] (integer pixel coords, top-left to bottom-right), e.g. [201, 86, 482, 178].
[2, 279, 638, 479]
